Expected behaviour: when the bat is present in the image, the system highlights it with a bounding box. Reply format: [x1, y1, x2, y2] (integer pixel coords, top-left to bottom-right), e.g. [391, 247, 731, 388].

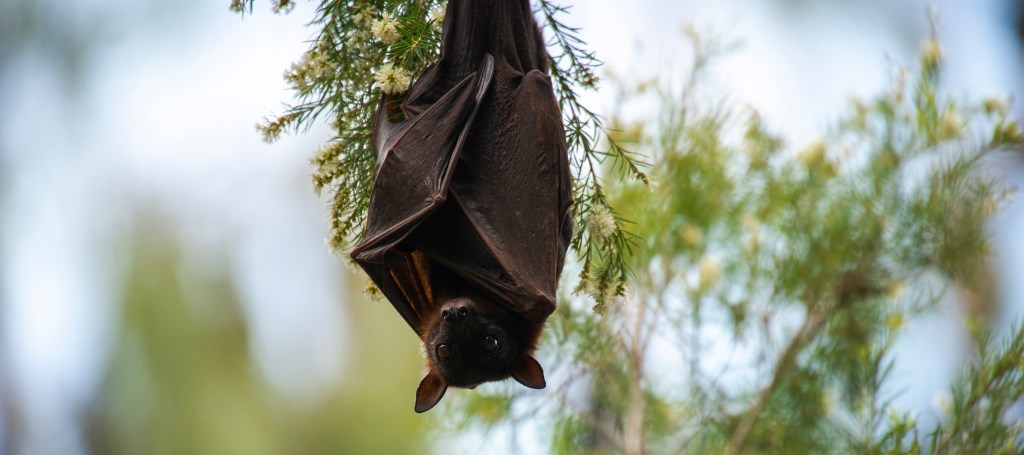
[350, 0, 573, 413]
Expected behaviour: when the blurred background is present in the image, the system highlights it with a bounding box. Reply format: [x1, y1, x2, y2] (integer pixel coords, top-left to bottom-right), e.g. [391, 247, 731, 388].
[0, 0, 1021, 453]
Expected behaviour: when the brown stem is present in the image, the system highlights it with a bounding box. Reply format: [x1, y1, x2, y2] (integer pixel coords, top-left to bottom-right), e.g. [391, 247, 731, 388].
[724, 311, 826, 455]
[623, 295, 649, 455]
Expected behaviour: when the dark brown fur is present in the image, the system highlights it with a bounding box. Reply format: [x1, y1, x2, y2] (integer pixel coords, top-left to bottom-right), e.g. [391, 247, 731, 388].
[414, 268, 546, 412]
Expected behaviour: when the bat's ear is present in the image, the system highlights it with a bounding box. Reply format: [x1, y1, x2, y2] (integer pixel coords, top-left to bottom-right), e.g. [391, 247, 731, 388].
[511, 355, 546, 389]
[415, 370, 448, 413]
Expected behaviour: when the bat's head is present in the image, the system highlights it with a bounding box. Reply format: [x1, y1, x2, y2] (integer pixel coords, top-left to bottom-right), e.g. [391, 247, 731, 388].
[414, 296, 545, 413]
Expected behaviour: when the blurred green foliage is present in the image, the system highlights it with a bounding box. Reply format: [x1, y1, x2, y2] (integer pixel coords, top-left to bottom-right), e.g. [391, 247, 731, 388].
[87, 221, 431, 454]
[89, 3, 1016, 454]
[439, 29, 1024, 455]
[0, 0, 1008, 454]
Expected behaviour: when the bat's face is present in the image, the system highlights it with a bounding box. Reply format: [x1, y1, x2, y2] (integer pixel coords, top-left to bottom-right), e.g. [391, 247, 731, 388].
[414, 296, 546, 413]
[427, 298, 526, 387]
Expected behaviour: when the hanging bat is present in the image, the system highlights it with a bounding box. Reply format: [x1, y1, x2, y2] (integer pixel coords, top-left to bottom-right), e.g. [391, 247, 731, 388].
[350, 0, 573, 413]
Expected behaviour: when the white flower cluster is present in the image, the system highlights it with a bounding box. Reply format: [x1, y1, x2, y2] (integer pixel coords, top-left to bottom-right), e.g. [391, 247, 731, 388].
[796, 139, 826, 166]
[345, 6, 377, 50]
[575, 271, 622, 314]
[374, 63, 412, 94]
[285, 49, 336, 91]
[697, 256, 721, 291]
[984, 97, 1009, 116]
[921, 38, 942, 68]
[936, 111, 963, 141]
[363, 276, 384, 302]
[429, 5, 445, 31]
[371, 12, 401, 44]
[586, 204, 617, 240]
[351, 6, 376, 28]
[346, 29, 372, 50]
[679, 223, 701, 248]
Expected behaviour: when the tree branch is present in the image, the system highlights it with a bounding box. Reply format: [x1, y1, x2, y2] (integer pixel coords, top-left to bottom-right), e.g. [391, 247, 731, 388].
[623, 290, 650, 455]
[725, 310, 827, 455]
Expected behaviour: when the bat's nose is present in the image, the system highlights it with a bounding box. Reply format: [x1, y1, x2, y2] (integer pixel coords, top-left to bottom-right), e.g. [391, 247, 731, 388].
[441, 306, 469, 323]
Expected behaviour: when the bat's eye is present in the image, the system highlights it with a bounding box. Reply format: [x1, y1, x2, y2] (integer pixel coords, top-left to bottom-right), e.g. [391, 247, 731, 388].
[483, 336, 498, 351]
[437, 344, 451, 359]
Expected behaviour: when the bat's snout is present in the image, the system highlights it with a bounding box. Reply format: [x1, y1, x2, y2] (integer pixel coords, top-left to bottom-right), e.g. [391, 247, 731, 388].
[441, 305, 470, 325]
